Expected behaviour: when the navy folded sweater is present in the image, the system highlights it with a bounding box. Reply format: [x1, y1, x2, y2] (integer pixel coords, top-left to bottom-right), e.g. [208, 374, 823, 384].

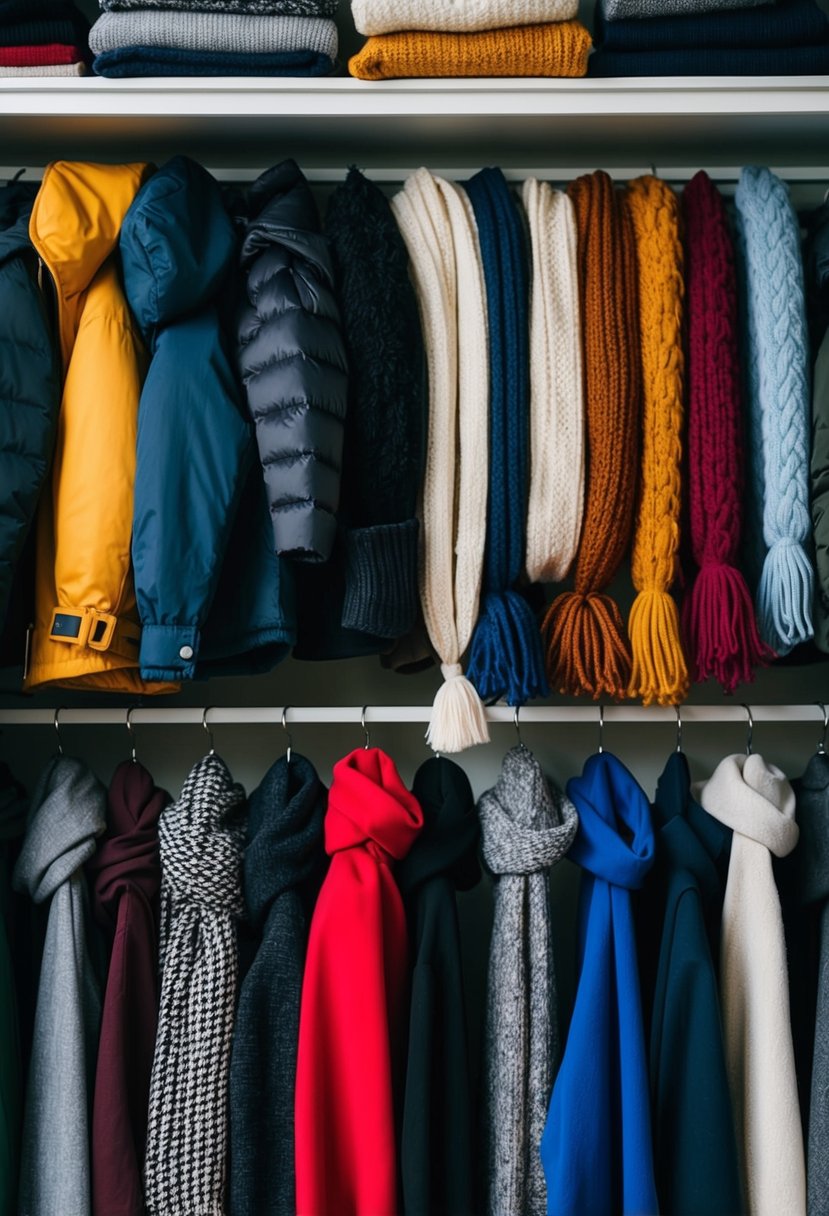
[587, 42, 829, 73]
[93, 44, 334, 74]
[594, 0, 828, 50]
[0, 12, 89, 46]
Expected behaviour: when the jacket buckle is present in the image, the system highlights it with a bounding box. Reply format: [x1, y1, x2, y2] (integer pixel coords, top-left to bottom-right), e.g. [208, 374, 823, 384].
[49, 607, 118, 652]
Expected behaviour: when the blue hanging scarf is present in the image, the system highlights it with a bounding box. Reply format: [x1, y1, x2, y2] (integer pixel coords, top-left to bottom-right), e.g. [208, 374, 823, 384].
[464, 167, 548, 706]
[541, 751, 658, 1216]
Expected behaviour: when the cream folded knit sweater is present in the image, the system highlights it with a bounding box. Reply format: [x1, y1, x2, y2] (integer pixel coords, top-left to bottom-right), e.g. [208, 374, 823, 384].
[89, 11, 337, 54]
[351, 0, 577, 35]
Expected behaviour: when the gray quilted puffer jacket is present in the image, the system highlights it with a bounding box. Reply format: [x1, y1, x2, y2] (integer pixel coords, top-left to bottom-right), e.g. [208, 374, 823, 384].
[236, 159, 348, 564]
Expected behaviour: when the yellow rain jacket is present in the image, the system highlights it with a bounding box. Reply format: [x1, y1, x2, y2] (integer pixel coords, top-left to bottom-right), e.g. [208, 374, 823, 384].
[24, 161, 175, 693]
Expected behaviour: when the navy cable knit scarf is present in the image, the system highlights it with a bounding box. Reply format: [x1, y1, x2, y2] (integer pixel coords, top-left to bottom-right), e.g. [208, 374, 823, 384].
[465, 167, 548, 706]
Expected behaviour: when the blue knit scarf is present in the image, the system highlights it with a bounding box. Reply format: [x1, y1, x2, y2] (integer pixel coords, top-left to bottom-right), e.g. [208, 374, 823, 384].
[464, 167, 548, 706]
[541, 751, 658, 1216]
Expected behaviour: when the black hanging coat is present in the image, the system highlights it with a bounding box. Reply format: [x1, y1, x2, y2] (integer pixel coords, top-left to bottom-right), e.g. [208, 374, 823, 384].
[228, 752, 326, 1216]
[636, 752, 744, 1216]
[396, 756, 480, 1216]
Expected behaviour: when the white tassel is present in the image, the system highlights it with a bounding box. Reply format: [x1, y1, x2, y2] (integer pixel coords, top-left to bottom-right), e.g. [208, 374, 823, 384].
[426, 663, 490, 754]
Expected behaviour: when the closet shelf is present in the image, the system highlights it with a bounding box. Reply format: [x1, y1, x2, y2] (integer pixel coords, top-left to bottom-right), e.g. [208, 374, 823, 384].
[2, 76, 829, 169]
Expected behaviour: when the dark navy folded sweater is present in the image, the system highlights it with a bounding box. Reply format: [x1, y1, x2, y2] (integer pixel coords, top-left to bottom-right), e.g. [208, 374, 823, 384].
[587, 42, 829, 73]
[93, 44, 335, 74]
[0, 12, 89, 47]
[594, 0, 829, 50]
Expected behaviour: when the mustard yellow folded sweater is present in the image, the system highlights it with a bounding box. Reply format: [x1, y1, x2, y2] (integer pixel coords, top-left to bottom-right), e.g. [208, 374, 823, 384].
[349, 21, 591, 79]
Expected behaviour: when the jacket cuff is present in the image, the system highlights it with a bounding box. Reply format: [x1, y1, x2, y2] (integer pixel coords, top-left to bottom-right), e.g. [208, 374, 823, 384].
[342, 519, 419, 640]
[139, 624, 200, 681]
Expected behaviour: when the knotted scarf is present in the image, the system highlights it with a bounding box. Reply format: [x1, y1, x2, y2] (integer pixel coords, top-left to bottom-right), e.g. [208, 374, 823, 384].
[624, 175, 689, 707]
[681, 170, 772, 692]
[13, 756, 107, 1216]
[229, 753, 326, 1216]
[465, 167, 548, 707]
[295, 748, 423, 1215]
[542, 171, 640, 699]
[89, 760, 167, 1216]
[144, 753, 246, 1216]
[734, 166, 815, 655]
[541, 751, 658, 1216]
[523, 178, 584, 588]
[392, 170, 489, 753]
[479, 746, 578, 1216]
[697, 753, 806, 1216]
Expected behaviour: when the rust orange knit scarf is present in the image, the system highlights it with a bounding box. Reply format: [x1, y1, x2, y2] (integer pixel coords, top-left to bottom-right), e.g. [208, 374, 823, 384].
[624, 175, 689, 707]
[541, 171, 640, 700]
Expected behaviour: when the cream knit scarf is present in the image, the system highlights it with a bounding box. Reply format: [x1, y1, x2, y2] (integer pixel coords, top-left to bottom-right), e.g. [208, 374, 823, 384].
[392, 169, 489, 754]
[523, 178, 584, 585]
[351, 0, 578, 34]
[696, 753, 805, 1216]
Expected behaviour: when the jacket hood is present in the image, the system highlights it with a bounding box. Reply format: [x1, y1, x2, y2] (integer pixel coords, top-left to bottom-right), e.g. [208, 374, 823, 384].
[325, 747, 423, 861]
[29, 160, 153, 300]
[12, 755, 107, 904]
[120, 156, 238, 335]
[0, 180, 38, 266]
[238, 158, 334, 285]
[397, 756, 480, 895]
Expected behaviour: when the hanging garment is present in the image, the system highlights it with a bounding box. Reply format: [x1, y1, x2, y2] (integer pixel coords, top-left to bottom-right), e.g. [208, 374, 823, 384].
[294, 747, 423, 1216]
[811, 327, 829, 653]
[479, 745, 578, 1216]
[734, 166, 814, 655]
[144, 754, 246, 1216]
[12, 755, 107, 1216]
[623, 175, 688, 706]
[0, 765, 27, 1216]
[87, 760, 167, 1216]
[391, 169, 489, 753]
[638, 751, 743, 1216]
[465, 166, 548, 707]
[541, 170, 640, 699]
[229, 752, 326, 1216]
[681, 171, 771, 691]
[235, 159, 348, 564]
[120, 155, 294, 682]
[0, 180, 59, 642]
[396, 756, 480, 1216]
[541, 751, 658, 1216]
[696, 752, 805, 1216]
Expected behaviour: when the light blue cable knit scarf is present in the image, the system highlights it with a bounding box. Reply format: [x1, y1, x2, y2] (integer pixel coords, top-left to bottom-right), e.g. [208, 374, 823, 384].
[734, 166, 814, 655]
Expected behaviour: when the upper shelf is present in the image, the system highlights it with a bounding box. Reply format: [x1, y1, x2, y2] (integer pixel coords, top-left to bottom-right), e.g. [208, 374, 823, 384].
[2, 76, 829, 168]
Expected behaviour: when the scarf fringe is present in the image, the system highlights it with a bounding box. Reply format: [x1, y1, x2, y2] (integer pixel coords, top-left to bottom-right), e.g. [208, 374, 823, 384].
[683, 561, 773, 693]
[467, 589, 550, 705]
[542, 590, 631, 700]
[757, 538, 814, 656]
[427, 663, 490, 754]
[627, 586, 689, 706]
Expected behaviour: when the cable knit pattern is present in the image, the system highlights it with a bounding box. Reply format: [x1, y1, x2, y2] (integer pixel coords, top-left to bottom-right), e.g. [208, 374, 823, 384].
[479, 746, 578, 1216]
[352, 0, 577, 33]
[681, 171, 772, 692]
[348, 22, 592, 79]
[624, 175, 689, 706]
[89, 11, 337, 53]
[542, 172, 640, 700]
[392, 170, 489, 753]
[734, 166, 815, 655]
[523, 179, 584, 586]
[144, 753, 246, 1216]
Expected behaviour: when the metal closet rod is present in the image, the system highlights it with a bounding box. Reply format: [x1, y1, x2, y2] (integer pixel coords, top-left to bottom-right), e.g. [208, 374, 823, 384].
[0, 704, 826, 727]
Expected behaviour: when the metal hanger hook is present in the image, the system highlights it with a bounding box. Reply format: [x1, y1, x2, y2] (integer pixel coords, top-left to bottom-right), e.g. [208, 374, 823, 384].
[514, 705, 525, 750]
[675, 705, 682, 754]
[817, 702, 828, 755]
[53, 707, 64, 757]
[202, 706, 215, 757]
[598, 703, 604, 755]
[741, 704, 753, 756]
[126, 707, 138, 764]
[361, 705, 371, 750]
[282, 706, 293, 766]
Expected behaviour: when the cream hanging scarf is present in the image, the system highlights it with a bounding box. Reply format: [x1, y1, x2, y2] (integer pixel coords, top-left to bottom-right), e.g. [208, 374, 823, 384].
[392, 169, 489, 753]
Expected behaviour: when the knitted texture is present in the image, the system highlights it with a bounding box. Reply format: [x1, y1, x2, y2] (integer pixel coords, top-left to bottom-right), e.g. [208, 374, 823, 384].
[523, 178, 584, 587]
[144, 753, 246, 1216]
[89, 11, 337, 53]
[734, 166, 815, 655]
[93, 45, 331, 74]
[0, 60, 87, 72]
[624, 175, 689, 707]
[604, 0, 765, 19]
[348, 22, 591, 79]
[392, 169, 489, 753]
[542, 171, 640, 700]
[0, 42, 82, 64]
[0, 12, 89, 44]
[587, 43, 829, 73]
[101, 0, 335, 13]
[594, 0, 829, 51]
[681, 170, 772, 693]
[479, 746, 578, 1216]
[466, 167, 549, 706]
[351, 0, 578, 34]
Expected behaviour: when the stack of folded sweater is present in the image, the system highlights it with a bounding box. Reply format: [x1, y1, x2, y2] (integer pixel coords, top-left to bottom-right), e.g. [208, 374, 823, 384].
[589, 0, 829, 75]
[0, 0, 89, 75]
[348, 0, 592, 80]
[89, 0, 337, 76]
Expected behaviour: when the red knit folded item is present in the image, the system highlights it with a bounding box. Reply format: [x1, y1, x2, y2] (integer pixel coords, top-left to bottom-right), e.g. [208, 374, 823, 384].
[0, 41, 83, 65]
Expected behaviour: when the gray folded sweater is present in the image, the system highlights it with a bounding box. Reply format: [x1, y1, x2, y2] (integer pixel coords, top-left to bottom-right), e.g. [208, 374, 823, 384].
[89, 10, 337, 54]
[604, 0, 765, 18]
[101, 0, 335, 13]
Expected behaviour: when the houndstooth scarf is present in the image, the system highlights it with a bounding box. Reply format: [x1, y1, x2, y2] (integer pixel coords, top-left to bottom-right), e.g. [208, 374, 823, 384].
[144, 753, 246, 1216]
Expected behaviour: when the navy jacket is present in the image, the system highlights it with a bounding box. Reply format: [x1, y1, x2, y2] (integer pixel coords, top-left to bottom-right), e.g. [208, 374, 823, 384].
[0, 181, 59, 639]
[120, 156, 294, 682]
